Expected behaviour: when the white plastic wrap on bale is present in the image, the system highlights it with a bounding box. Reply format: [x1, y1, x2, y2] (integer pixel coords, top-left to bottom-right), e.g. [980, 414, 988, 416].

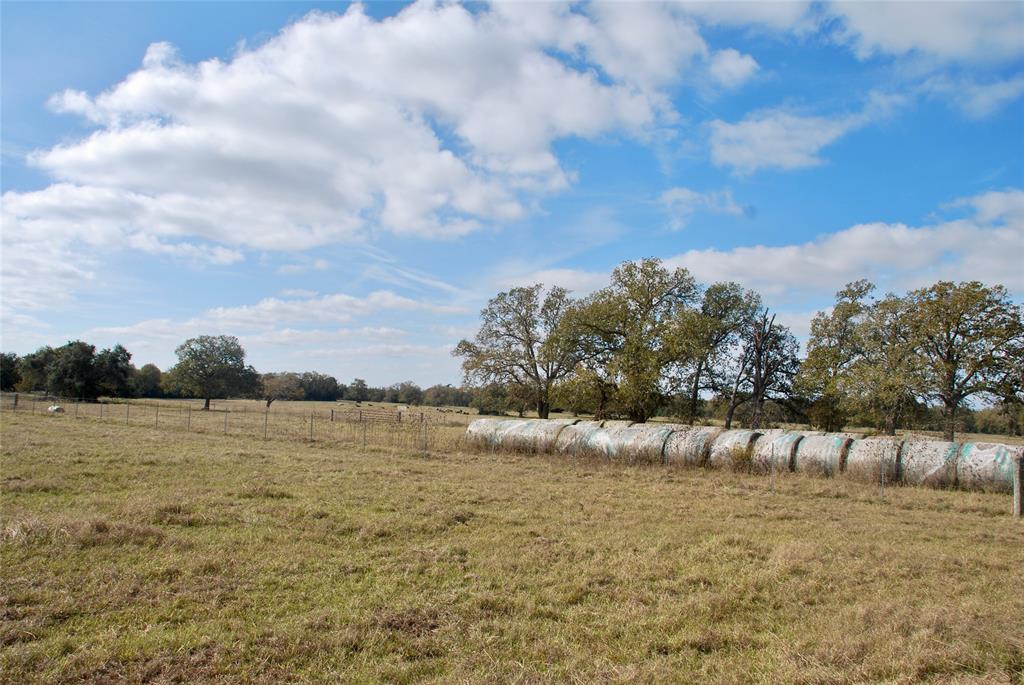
[707, 430, 762, 470]
[600, 419, 636, 428]
[843, 437, 901, 484]
[465, 418, 523, 449]
[751, 432, 804, 474]
[553, 422, 606, 455]
[957, 442, 1022, 493]
[495, 418, 579, 453]
[663, 427, 722, 468]
[899, 439, 958, 487]
[552, 424, 675, 462]
[794, 435, 852, 477]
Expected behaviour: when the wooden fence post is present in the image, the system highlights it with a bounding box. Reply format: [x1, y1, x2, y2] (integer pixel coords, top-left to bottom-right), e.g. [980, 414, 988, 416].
[12, 394, 17, 410]
[264, 411, 269, 440]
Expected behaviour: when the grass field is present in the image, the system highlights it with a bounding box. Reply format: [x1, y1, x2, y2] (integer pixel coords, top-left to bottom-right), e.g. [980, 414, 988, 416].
[2, 412, 1022, 684]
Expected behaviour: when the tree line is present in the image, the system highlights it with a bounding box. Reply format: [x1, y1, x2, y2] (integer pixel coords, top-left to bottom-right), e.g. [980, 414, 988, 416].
[0, 335, 474, 411]
[454, 258, 1024, 441]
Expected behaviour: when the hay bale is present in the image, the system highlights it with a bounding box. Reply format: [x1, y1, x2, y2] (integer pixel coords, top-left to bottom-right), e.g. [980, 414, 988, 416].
[552, 423, 674, 462]
[751, 431, 804, 474]
[465, 418, 531, 449]
[662, 427, 722, 468]
[899, 439, 958, 488]
[957, 442, 1022, 493]
[553, 422, 607, 455]
[707, 430, 762, 471]
[494, 418, 579, 453]
[843, 437, 901, 484]
[600, 419, 636, 428]
[794, 435, 852, 477]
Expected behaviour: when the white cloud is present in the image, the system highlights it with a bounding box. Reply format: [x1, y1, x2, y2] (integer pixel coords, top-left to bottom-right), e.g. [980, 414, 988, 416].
[921, 74, 1024, 119]
[681, 1, 815, 32]
[709, 91, 907, 173]
[497, 268, 610, 295]
[829, 1, 1024, 63]
[4, 1, 741, 322]
[276, 258, 330, 275]
[708, 49, 759, 89]
[665, 188, 1024, 301]
[659, 186, 744, 229]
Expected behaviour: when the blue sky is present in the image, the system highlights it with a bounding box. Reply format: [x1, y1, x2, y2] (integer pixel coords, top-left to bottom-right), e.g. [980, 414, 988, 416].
[2, 1, 1023, 386]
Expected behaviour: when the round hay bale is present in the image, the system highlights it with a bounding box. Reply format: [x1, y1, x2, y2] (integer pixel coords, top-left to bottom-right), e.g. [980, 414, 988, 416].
[843, 436, 901, 484]
[553, 422, 607, 456]
[707, 430, 762, 471]
[794, 435, 852, 477]
[899, 439, 958, 488]
[494, 418, 579, 453]
[751, 431, 804, 474]
[957, 442, 1022, 493]
[552, 423, 674, 462]
[663, 427, 722, 468]
[603, 423, 677, 463]
[600, 419, 636, 428]
[465, 418, 530, 449]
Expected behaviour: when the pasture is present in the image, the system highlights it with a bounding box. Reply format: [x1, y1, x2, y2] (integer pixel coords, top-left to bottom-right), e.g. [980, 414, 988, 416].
[2, 412, 1022, 684]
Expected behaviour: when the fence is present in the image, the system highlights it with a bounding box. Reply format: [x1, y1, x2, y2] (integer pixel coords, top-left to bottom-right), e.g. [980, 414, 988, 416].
[0, 393, 467, 454]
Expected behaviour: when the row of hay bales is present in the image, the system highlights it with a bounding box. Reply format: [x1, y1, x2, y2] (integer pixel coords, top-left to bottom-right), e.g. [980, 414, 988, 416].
[464, 418, 1023, 493]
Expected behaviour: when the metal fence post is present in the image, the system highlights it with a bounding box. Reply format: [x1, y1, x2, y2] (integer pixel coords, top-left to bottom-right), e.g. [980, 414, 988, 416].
[224, 410, 228, 435]
[310, 411, 314, 441]
[1013, 455, 1022, 519]
[264, 411, 269, 440]
[126, 402, 130, 426]
[12, 394, 17, 410]
[155, 405, 159, 427]
[187, 406, 191, 432]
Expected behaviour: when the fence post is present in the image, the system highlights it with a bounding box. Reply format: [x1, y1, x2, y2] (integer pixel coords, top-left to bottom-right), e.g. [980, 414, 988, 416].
[12, 394, 17, 410]
[1013, 455, 1022, 519]
[224, 410, 228, 435]
[187, 406, 191, 432]
[310, 411, 314, 441]
[880, 451, 886, 502]
[75, 400, 79, 419]
[126, 402, 130, 426]
[362, 415, 367, 449]
[264, 411, 269, 440]
[770, 443, 776, 493]
[155, 405, 159, 427]
[331, 409, 334, 422]
[99, 402, 103, 419]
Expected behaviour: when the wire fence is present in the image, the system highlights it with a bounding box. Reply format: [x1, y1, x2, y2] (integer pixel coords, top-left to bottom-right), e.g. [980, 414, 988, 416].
[0, 393, 468, 454]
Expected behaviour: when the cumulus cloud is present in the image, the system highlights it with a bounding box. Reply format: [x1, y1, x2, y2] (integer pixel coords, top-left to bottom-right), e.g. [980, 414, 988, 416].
[503, 188, 1023, 313]
[659, 186, 744, 229]
[708, 49, 759, 89]
[829, 1, 1024, 63]
[709, 91, 907, 173]
[665, 188, 1024, 300]
[921, 74, 1024, 119]
[3, 1, 751, 320]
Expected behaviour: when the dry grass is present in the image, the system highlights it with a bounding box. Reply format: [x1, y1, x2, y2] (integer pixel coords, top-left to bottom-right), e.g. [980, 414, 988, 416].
[2, 412, 1022, 684]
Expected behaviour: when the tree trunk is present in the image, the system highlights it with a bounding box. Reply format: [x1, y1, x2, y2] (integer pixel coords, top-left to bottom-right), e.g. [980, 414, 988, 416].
[724, 399, 738, 430]
[203, 397, 211, 411]
[536, 400, 550, 420]
[884, 412, 896, 436]
[943, 401, 957, 442]
[688, 361, 703, 423]
[749, 396, 764, 429]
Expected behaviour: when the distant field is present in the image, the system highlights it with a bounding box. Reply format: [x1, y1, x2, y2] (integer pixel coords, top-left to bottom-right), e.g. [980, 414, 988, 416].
[2, 413, 1022, 684]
